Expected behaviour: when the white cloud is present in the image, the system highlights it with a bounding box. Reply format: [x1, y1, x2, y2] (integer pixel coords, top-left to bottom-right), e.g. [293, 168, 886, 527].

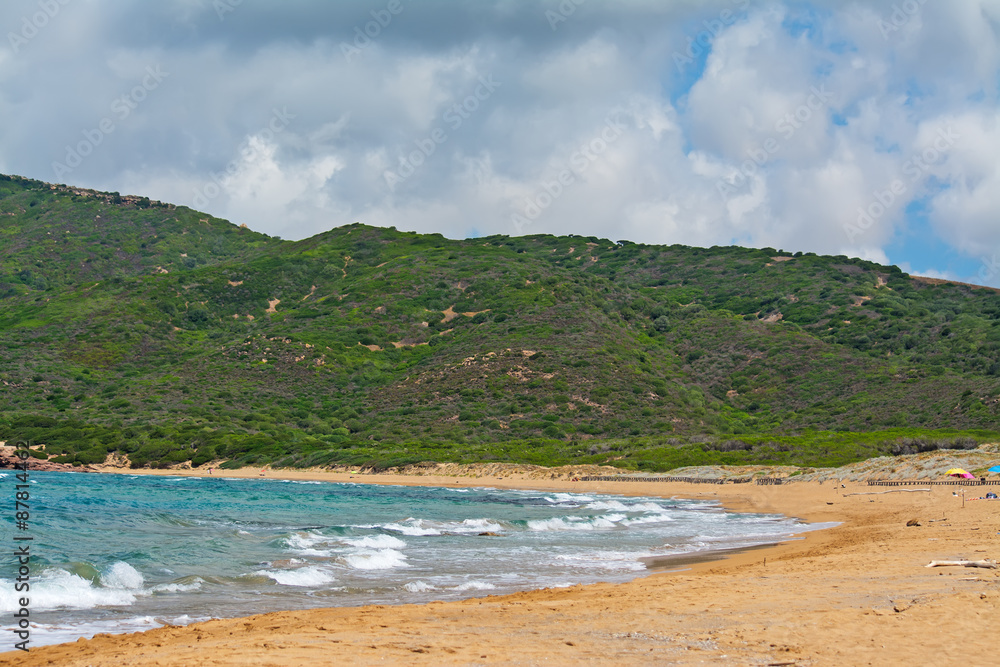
[1, 0, 998, 285]
[926, 111, 1000, 257]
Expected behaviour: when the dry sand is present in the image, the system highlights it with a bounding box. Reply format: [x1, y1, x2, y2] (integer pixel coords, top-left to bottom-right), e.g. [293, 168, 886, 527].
[3, 466, 999, 666]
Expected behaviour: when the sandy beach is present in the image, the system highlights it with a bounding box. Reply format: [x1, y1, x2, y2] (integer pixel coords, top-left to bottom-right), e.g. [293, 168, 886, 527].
[4, 466, 999, 666]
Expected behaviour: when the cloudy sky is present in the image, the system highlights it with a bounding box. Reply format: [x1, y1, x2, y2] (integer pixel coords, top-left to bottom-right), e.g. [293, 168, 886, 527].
[2, 1, 999, 286]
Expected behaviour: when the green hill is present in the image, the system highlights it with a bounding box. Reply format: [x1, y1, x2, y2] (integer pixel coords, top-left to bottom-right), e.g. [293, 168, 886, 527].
[1, 173, 998, 471]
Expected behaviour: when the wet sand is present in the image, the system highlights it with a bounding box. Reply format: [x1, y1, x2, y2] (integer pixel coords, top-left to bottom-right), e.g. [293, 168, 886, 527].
[3, 467, 998, 665]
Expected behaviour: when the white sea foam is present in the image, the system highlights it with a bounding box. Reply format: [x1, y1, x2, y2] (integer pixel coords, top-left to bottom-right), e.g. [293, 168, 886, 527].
[454, 518, 505, 533]
[554, 551, 652, 572]
[584, 500, 631, 511]
[285, 531, 329, 550]
[381, 519, 442, 536]
[692, 529, 796, 544]
[632, 501, 671, 512]
[152, 579, 204, 594]
[28, 613, 217, 648]
[0, 567, 145, 612]
[101, 562, 145, 590]
[452, 581, 496, 591]
[255, 566, 336, 587]
[284, 531, 337, 556]
[342, 549, 408, 570]
[584, 500, 669, 513]
[544, 493, 589, 505]
[620, 514, 674, 526]
[527, 515, 620, 531]
[343, 535, 407, 550]
[25, 616, 162, 648]
[380, 517, 504, 536]
[404, 580, 436, 592]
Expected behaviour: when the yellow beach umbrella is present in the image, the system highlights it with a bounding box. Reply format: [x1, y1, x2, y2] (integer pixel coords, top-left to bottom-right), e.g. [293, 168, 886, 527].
[946, 468, 969, 475]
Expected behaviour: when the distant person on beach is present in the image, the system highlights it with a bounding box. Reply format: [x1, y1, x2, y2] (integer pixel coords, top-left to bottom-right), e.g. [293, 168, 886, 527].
[208, 468, 213, 475]
[260, 468, 266, 476]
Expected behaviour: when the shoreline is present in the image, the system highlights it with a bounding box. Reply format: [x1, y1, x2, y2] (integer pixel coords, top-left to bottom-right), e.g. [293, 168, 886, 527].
[84, 464, 841, 576]
[102, 464, 842, 576]
[4, 466, 997, 665]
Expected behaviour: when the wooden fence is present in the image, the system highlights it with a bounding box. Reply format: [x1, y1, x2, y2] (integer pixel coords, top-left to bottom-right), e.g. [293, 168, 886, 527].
[578, 475, 759, 485]
[577, 476, 998, 487]
[867, 479, 1000, 487]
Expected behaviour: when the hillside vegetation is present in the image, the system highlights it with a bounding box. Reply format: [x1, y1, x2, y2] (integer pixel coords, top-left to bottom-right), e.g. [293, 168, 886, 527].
[1, 173, 998, 471]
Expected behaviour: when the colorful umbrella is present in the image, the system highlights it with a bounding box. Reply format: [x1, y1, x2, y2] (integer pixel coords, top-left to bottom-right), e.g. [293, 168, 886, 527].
[988, 465, 1000, 473]
[946, 468, 975, 479]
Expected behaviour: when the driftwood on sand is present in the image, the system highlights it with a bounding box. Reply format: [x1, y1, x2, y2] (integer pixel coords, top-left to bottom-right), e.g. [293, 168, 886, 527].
[925, 560, 997, 569]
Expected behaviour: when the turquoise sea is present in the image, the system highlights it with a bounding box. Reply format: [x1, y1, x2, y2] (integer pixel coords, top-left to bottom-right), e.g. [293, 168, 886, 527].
[1, 471, 828, 647]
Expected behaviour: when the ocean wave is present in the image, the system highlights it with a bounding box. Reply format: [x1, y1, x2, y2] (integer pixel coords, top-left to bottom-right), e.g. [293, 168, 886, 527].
[545, 492, 594, 504]
[527, 515, 620, 531]
[584, 500, 670, 513]
[378, 520, 441, 536]
[342, 548, 408, 570]
[101, 562, 145, 590]
[284, 531, 337, 556]
[454, 518, 505, 533]
[254, 566, 336, 587]
[343, 535, 407, 550]
[620, 514, 675, 526]
[151, 578, 205, 594]
[0, 564, 146, 612]
[583, 500, 629, 511]
[380, 517, 505, 536]
[452, 581, 496, 591]
[404, 580, 436, 592]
